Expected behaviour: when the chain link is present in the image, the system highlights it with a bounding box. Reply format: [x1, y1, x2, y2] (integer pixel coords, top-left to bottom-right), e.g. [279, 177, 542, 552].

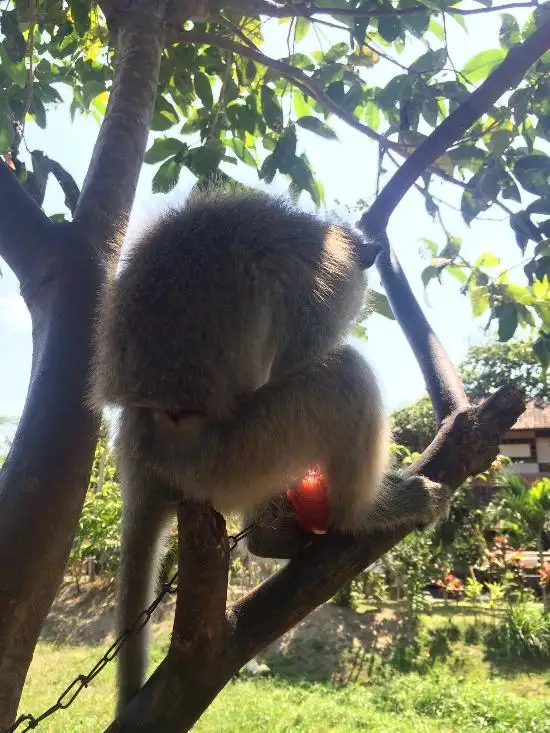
[3, 525, 254, 733]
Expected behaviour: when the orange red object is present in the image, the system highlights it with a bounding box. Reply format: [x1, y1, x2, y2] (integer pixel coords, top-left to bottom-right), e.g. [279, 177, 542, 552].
[286, 465, 330, 535]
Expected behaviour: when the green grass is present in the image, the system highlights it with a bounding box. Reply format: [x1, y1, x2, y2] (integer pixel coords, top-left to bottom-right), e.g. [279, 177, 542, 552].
[18, 615, 550, 733]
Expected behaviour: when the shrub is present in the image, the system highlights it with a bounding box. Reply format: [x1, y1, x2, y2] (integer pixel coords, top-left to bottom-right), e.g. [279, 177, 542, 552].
[486, 600, 550, 661]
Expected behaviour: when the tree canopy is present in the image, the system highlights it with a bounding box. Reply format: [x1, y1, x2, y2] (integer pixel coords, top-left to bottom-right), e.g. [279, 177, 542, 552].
[1, 0, 550, 351]
[0, 0, 544, 729]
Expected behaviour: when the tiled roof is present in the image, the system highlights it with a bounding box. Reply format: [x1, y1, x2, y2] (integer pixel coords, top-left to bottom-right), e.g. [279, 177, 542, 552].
[510, 399, 550, 431]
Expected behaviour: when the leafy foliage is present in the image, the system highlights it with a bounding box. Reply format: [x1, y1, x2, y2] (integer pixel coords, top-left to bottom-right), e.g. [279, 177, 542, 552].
[0, 0, 548, 352]
[460, 338, 550, 401]
[487, 599, 550, 660]
[490, 474, 550, 549]
[69, 423, 121, 590]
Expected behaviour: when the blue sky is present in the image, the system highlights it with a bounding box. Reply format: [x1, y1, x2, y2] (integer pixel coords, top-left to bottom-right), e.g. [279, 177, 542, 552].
[0, 7, 534, 429]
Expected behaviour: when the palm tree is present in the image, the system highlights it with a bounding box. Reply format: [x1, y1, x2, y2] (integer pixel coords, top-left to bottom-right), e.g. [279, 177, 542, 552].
[493, 473, 550, 612]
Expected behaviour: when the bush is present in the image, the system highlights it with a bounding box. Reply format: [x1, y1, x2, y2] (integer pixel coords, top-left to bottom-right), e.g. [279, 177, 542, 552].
[486, 600, 550, 661]
[69, 428, 122, 590]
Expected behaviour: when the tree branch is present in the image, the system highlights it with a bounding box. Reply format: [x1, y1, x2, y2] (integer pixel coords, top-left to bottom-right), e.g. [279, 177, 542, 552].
[360, 16, 550, 232]
[174, 29, 395, 146]
[377, 234, 469, 422]
[108, 386, 524, 731]
[355, 19, 550, 422]
[222, 0, 538, 19]
[74, 9, 165, 257]
[229, 386, 524, 665]
[106, 503, 231, 732]
[0, 159, 53, 289]
[174, 28, 521, 201]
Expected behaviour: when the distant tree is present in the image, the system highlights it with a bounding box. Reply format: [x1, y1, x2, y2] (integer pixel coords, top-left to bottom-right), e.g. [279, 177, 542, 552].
[392, 396, 436, 455]
[460, 338, 549, 402]
[393, 336, 547, 452]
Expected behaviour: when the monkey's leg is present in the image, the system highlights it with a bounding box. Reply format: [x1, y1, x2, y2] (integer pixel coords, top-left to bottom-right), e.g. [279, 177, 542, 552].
[339, 471, 452, 534]
[116, 495, 172, 713]
[178, 346, 391, 524]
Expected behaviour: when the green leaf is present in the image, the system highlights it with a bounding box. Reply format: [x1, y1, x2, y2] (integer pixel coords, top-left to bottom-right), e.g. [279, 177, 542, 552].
[193, 71, 214, 109]
[259, 152, 277, 183]
[378, 16, 402, 42]
[470, 286, 489, 317]
[295, 17, 311, 42]
[244, 59, 257, 84]
[151, 156, 183, 194]
[421, 265, 440, 289]
[534, 334, 550, 370]
[293, 91, 311, 117]
[323, 42, 349, 63]
[151, 96, 179, 131]
[0, 95, 13, 154]
[474, 252, 501, 268]
[461, 49, 506, 84]
[446, 266, 467, 284]
[496, 303, 519, 341]
[409, 49, 447, 76]
[0, 44, 27, 87]
[364, 101, 380, 130]
[188, 142, 225, 178]
[296, 116, 338, 140]
[144, 138, 187, 165]
[288, 156, 319, 206]
[230, 137, 257, 167]
[369, 290, 395, 320]
[70, 0, 91, 36]
[1, 10, 25, 62]
[499, 13, 521, 48]
[273, 127, 297, 174]
[514, 155, 550, 196]
[261, 86, 283, 132]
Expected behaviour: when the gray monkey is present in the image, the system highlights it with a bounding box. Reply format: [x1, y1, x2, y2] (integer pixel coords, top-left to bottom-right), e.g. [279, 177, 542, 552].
[90, 189, 449, 711]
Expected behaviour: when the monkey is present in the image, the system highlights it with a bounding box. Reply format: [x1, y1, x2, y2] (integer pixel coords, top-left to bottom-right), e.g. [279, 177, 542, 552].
[90, 188, 450, 712]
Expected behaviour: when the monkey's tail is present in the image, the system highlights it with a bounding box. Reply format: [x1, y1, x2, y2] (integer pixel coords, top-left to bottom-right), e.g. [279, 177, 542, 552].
[116, 499, 171, 714]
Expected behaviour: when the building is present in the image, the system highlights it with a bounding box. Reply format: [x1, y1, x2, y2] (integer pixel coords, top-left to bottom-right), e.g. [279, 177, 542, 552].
[498, 398, 550, 479]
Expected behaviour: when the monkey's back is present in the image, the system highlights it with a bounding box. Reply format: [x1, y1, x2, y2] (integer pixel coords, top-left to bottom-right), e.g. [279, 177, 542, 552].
[95, 190, 366, 415]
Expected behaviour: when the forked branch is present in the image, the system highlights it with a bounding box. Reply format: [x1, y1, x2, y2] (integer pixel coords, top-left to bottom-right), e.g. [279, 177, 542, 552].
[0, 160, 53, 291]
[359, 16, 550, 423]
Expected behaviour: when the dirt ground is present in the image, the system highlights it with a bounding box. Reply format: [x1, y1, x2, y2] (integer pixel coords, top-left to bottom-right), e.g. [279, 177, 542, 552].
[41, 581, 404, 682]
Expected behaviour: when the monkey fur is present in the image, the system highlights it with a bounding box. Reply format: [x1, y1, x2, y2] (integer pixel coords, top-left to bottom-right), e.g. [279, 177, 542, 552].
[91, 189, 450, 711]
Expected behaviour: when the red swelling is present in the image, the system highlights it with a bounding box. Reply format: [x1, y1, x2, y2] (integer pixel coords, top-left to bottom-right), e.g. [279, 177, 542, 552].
[286, 466, 330, 535]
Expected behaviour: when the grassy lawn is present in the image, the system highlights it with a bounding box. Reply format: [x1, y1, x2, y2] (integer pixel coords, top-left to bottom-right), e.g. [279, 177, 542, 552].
[18, 603, 550, 732]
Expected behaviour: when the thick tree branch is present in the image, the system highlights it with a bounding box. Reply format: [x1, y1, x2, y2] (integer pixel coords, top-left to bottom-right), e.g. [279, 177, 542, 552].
[355, 18, 550, 423]
[221, 0, 538, 18]
[0, 224, 103, 726]
[360, 16, 550, 232]
[106, 503, 231, 732]
[0, 6, 168, 727]
[377, 235, 468, 422]
[74, 9, 165, 256]
[0, 160, 53, 289]
[107, 386, 525, 732]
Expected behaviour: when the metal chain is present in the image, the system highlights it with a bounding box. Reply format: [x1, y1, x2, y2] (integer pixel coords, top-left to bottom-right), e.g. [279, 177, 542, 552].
[4, 525, 254, 733]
